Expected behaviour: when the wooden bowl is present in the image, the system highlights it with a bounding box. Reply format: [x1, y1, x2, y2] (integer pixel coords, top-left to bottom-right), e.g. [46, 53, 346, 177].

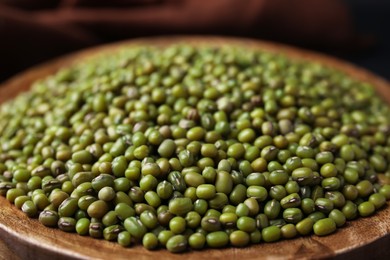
[1, 37, 390, 259]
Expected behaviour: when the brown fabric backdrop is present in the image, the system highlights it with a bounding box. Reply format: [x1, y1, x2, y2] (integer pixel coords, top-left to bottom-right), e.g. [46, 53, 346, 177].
[0, 0, 366, 83]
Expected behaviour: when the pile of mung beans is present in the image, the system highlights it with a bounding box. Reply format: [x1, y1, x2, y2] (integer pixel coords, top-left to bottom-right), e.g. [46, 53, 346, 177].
[1, 44, 390, 253]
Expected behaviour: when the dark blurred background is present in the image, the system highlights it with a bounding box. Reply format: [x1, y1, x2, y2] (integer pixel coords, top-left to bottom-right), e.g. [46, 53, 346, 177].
[0, 0, 389, 83]
[343, 0, 390, 81]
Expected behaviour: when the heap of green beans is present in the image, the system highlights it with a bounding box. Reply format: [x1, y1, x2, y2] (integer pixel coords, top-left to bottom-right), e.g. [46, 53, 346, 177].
[1, 44, 390, 252]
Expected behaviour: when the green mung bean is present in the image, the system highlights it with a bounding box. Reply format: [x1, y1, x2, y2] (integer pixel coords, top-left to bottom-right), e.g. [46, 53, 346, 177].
[313, 218, 336, 236]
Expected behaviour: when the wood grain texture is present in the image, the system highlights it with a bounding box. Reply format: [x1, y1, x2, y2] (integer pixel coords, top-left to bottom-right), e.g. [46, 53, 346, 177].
[0, 36, 390, 259]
